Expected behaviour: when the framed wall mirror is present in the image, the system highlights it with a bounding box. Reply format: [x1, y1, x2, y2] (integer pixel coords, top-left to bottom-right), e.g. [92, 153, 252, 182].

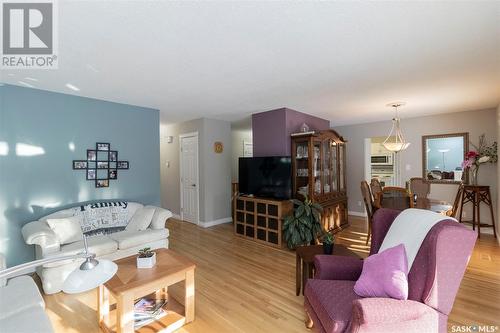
[422, 133, 468, 184]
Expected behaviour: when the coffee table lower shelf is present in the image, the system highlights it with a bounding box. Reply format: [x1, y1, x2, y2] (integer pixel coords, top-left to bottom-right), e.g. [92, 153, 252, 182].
[99, 294, 186, 333]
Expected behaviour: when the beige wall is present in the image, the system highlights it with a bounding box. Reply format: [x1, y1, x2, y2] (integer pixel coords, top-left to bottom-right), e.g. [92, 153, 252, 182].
[231, 128, 252, 182]
[160, 118, 232, 225]
[334, 108, 498, 226]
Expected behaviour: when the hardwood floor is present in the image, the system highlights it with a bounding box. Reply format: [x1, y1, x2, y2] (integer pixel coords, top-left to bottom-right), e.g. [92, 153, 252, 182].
[42, 216, 500, 333]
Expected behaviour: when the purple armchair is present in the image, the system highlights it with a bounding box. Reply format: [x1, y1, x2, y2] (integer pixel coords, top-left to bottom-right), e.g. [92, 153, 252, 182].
[304, 208, 477, 333]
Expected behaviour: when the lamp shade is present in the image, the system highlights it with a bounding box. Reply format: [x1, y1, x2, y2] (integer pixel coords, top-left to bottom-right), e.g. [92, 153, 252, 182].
[62, 259, 117, 294]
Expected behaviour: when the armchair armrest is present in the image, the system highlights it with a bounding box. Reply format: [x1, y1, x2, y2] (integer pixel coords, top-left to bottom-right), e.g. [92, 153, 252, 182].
[351, 298, 437, 327]
[314, 255, 363, 280]
[21, 221, 60, 255]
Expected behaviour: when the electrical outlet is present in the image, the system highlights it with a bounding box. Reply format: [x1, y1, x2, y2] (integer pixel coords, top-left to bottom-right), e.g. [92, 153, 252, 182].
[357, 200, 362, 207]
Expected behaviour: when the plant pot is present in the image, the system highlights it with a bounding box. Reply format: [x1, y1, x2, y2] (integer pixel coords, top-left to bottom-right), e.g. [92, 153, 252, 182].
[323, 243, 334, 255]
[137, 252, 156, 268]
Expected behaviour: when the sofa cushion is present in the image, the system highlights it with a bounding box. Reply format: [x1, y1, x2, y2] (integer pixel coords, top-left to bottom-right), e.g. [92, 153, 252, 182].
[109, 229, 169, 250]
[0, 276, 45, 320]
[304, 279, 361, 333]
[60, 235, 117, 256]
[0, 305, 54, 333]
[146, 206, 173, 229]
[126, 206, 156, 231]
[46, 216, 84, 245]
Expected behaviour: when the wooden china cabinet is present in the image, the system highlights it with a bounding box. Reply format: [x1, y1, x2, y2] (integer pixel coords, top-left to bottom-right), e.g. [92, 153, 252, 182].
[291, 130, 348, 232]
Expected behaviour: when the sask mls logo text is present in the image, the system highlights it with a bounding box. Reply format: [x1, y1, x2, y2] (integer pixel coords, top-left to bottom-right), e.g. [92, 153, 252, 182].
[1, 0, 58, 69]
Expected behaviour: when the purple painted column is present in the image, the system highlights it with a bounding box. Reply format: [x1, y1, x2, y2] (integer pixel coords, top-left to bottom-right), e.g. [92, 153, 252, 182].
[252, 107, 330, 156]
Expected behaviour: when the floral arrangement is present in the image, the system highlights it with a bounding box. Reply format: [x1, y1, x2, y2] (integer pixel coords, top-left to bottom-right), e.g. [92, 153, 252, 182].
[461, 134, 497, 184]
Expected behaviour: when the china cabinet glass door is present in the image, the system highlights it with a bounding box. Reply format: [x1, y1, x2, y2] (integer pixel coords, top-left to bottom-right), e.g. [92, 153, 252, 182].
[322, 140, 331, 194]
[339, 143, 346, 191]
[295, 141, 309, 197]
[313, 141, 321, 196]
[331, 143, 338, 192]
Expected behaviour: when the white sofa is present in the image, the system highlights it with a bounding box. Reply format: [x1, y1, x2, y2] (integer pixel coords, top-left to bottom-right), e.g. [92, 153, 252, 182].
[22, 201, 172, 294]
[0, 255, 54, 333]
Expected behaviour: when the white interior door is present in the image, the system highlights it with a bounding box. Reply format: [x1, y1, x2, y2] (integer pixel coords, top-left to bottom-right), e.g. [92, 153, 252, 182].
[180, 133, 199, 224]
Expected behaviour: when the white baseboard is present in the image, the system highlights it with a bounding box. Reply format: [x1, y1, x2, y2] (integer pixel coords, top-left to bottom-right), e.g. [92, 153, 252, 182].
[199, 217, 232, 228]
[348, 210, 367, 217]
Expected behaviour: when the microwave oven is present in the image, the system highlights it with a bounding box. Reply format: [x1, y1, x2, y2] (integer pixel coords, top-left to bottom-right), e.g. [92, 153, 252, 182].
[371, 154, 393, 165]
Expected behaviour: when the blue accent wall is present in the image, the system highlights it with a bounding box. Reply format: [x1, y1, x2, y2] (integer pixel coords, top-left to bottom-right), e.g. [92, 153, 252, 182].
[0, 84, 161, 267]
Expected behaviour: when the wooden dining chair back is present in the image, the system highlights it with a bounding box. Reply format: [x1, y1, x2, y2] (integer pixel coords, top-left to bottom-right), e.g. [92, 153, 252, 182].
[448, 184, 464, 218]
[360, 181, 374, 244]
[370, 178, 383, 201]
[410, 177, 431, 199]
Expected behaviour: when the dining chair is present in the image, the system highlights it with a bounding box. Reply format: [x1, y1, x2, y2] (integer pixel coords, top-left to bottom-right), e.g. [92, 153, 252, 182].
[448, 184, 464, 218]
[369, 178, 382, 202]
[360, 181, 374, 245]
[409, 177, 430, 199]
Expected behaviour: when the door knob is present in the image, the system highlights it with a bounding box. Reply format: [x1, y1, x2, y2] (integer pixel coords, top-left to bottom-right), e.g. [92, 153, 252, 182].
[191, 184, 196, 187]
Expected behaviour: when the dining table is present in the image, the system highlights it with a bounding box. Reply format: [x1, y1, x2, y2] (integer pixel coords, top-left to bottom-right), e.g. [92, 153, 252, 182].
[374, 193, 453, 215]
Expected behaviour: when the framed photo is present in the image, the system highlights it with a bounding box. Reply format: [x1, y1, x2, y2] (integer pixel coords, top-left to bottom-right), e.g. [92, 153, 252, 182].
[73, 160, 87, 169]
[109, 169, 117, 179]
[96, 142, 110, 151]
[97, 151, 108, 161]
[88, 161, 96, 169]
[87, 169, 96, 180]
[87, 150, 96, 161]
[97, 161, 109, 169]
[109, 151, 118, 162]
[117, 161, 129, 169]
[96, 179, 109, 188]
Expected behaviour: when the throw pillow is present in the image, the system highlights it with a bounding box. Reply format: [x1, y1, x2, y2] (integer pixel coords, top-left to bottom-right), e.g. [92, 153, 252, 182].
[145, 205, 173, 229]
[126, 206, 156, 231]
[354, 243, 409, 300]
[46, 216, 84, 245]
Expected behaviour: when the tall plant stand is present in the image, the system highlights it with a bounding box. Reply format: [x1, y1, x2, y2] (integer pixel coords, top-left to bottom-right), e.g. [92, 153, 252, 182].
[459, 185, 497, 239]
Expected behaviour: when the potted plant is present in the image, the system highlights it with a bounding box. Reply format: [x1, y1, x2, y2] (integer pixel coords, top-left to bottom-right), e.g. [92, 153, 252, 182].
[461, 134, 497, 185]
[137, 247, 156, 268]
[283, 196, 323, 249]
[322, 232, 334, 254]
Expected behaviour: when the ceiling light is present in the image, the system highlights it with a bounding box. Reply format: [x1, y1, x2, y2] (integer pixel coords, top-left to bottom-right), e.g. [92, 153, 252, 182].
[16, 143, 45, 156]
[382, 102, 410, 153]
[65, 83, 80, 91]
[0, 142, 8, 156]
[18, 81, 35, 88]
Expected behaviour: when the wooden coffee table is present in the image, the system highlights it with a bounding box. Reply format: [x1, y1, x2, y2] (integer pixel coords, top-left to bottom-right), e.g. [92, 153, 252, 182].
[98, 249, 196, 333]
[295, 244, 361, 296]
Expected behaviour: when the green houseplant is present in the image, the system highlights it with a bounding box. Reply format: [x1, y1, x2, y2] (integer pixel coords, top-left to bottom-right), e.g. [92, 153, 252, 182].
[283, 196, 323, 249]
[137, 247, 156, 268]
[321, 232, 334, 255]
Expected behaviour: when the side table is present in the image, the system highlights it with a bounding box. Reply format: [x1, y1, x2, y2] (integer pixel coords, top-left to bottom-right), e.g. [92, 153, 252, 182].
[295, 244, 360, 296]
[459, 185, 497, 239]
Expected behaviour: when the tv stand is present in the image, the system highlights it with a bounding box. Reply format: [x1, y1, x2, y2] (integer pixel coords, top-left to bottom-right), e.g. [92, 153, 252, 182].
[233, 195, 293, 248]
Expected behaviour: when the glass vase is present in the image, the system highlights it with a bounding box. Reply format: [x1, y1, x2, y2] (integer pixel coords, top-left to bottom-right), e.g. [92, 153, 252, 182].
[470, 167, 479, 185]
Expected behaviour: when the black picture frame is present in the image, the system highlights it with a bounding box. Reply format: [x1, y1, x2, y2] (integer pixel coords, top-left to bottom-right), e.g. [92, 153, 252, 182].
[97, 161, 109, 169]
[73, 142, 128, 188]
[73, 160, 87, 169]
[96, 179, 109, 188]
[96, 142, 110, 151]
[87, 149, 96, 161]
[109, 169, 117, 179]
[117, 161, 129, 169]
[87, 169, 96, 180]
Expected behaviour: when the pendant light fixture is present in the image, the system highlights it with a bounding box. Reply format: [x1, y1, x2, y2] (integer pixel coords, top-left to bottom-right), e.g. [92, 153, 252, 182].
[383, 102, 410, 153]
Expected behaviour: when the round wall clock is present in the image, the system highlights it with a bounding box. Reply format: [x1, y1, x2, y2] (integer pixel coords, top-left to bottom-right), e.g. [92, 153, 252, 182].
[214, 141, 224, 154]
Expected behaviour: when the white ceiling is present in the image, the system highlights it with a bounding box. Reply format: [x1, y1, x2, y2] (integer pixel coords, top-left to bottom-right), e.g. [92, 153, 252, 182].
[1, 1, 499, 126]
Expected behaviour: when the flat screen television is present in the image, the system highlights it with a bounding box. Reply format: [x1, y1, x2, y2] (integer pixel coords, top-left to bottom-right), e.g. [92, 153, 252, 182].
[238, 156, 292, 200]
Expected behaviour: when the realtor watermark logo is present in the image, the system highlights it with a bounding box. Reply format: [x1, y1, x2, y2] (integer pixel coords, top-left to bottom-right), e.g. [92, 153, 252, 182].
[451, 325, 499, 332]
[1, 0, 58, 69]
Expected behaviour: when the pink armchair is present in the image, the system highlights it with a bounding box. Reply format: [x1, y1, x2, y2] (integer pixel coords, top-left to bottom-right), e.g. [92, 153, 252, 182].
[304, 208, 476, 333]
